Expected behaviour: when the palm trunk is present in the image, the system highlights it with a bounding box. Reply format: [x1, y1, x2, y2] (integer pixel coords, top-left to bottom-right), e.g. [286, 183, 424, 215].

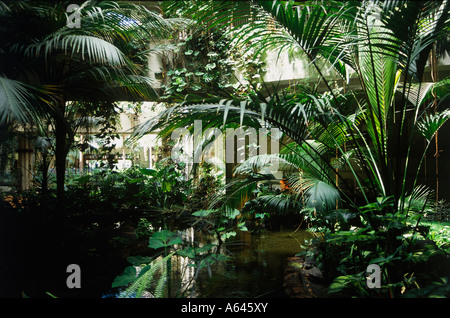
[54, 95, 76, 211]
[431, 44, 439, 205]
[41, 149, 49, 193]
[55, 116, 67, 210]
[54, 94, 72, 211]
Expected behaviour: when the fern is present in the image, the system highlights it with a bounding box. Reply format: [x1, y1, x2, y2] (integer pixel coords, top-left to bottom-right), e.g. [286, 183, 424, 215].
[154, 269, 168, 298]
[119, 253, 174, 298]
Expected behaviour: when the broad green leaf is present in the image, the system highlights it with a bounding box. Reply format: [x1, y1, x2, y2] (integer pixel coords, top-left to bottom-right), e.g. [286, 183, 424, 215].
[162, 181, 172, 192]
[136, 264, 152, 279]
[148, 230, 182, 249]
[127, 177, 144, 184]
[177, 247, 196, 259]
[112, 266, 137, 288]
[328, 275, 355, 294]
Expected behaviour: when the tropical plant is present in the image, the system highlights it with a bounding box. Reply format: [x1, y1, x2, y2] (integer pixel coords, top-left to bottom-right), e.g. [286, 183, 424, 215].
[131, 0, 450, 296]
[0, 0, 186, 207]
[160, 25, 239, 101]
[112, 229, 227, 298]
[64, 162, 191, 219]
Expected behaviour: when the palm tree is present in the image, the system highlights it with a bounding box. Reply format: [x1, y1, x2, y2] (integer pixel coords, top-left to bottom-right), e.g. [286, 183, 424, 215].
[0, 0, 185, 207]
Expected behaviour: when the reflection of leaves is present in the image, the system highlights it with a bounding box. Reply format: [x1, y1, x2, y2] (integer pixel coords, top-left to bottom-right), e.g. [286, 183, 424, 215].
[220, 231, 236, 240]
[197, 254, 228, 268]
[177, 244, 217, 259]
[238, 221, 248, 231]
[148, 230, 182, 249]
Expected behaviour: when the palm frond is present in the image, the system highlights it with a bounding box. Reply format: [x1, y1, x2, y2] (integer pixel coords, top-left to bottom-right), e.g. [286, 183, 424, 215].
[417, 109, 450, 142]
[379, 0, 450, 80]
[234, 153, 290, 175]
[288, 172, 341, 212]
[0, 76, 39, 124]
[402, 184, 434, 215]
[166, 1, 356, 82]
[208, 174, 276, 210]
[256, 194, 301, 214]
[22, 34, 126, 66]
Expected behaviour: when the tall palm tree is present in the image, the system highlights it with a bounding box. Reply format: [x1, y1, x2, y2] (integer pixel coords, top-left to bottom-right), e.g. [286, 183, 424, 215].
[0, 0, 185, 207]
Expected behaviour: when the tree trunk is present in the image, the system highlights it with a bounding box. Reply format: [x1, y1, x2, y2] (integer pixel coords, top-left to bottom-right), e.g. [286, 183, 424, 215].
[55, 116, 67, 210]
[41, 148, 49, 193]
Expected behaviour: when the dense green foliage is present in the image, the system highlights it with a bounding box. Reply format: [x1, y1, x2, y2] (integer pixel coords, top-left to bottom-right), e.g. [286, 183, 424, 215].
[1, 0, 449, 299]
[112, 229, 227, 298]
[160, 28, 238, 100]
[0, 161, 227, 298]
[131, 0, 450, 297]
[0, 0, 184, 205]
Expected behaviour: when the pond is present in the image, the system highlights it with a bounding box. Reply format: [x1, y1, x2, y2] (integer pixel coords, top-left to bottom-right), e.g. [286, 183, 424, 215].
[110, 227, 315, 298]
[191, 228, 315, 298]
[0, 207, 313, 298]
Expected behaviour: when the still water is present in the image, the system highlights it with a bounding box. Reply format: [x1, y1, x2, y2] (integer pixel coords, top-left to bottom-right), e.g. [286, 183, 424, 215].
[178, 228, 314, 298]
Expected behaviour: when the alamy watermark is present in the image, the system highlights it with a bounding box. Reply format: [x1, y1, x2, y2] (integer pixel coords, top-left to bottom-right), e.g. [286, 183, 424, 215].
[67, 4, 81, 29]
[170, 120, 281, 172]
[66, 264, 81, 289]
[366, 264, 381, 289]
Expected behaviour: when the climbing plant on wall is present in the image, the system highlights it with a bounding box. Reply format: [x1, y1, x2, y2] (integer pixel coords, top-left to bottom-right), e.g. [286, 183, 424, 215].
[160, 27, 238, 101]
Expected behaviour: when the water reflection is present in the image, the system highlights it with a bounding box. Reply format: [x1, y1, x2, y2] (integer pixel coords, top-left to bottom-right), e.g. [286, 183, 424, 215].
[172, 228, 314, 298]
